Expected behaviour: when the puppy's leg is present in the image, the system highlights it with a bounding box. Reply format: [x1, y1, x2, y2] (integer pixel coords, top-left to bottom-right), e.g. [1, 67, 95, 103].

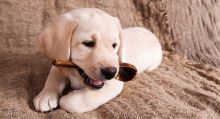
[33, 66, 67, 112]
[59, 79, 124, 113]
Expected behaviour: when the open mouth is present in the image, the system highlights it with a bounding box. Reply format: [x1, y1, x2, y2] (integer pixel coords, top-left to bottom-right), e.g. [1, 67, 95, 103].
[77, 68, 104, 89]
[52, 59, 137, 89]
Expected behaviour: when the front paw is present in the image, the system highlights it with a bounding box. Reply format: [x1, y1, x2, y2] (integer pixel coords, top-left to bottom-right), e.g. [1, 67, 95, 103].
[59, 90, 95, 113]
[33, 89, 59, 112]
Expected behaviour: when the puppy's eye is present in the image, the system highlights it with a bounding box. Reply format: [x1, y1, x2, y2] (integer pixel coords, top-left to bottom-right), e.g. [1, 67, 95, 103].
[112, 43, 117, 48]
[82, 40, 95, 48]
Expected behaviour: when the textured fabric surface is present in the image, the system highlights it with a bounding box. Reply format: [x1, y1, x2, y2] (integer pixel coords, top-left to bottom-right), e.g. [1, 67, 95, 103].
[1, 0, 220, 118]
[1, 52, 220, 119]
[165, 0, 220, 67]
[1, 0, 219, 67]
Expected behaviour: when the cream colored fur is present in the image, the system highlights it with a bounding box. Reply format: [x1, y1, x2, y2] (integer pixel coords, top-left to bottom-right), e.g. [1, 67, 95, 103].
[33, 8, 162, 113]
[119, 27, 162, 72]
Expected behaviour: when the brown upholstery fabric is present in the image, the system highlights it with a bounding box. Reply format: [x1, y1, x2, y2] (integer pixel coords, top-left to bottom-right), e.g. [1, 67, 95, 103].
[1, 52, 220, 119]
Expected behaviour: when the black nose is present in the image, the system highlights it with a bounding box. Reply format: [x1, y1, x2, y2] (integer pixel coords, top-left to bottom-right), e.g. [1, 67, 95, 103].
[101, 67, 117, 80]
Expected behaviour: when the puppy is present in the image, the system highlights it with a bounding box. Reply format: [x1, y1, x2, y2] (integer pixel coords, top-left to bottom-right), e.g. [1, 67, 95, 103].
[33, 8, 162, 113]
[119, 27, 162, 73]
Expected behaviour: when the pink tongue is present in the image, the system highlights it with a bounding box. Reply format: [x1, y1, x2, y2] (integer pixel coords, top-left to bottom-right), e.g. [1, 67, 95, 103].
[90, 79, 103, 85]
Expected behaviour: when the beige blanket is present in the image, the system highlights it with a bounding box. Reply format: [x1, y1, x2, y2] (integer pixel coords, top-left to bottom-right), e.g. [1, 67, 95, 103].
[1, 52, 220, 119]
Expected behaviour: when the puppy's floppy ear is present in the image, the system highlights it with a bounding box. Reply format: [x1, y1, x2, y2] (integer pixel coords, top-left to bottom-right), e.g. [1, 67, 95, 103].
[38, 14, 78, 61]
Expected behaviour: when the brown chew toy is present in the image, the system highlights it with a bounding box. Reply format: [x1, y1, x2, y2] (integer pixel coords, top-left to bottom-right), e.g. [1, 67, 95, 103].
[52, 59, 137, 82]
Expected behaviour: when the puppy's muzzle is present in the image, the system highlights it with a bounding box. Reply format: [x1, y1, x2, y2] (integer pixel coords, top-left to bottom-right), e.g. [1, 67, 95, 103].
[52, 59, 137, 82]
[101, 67, 117, 79]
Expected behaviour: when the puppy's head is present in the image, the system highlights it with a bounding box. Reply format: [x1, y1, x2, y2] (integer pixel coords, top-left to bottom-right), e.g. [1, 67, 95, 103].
[39, 8, 121, 89]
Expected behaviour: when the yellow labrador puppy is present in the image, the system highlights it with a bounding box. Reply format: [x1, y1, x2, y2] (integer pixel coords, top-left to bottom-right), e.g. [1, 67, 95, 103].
[33, 8, 162, 113]
[119, 27, 162, 73]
